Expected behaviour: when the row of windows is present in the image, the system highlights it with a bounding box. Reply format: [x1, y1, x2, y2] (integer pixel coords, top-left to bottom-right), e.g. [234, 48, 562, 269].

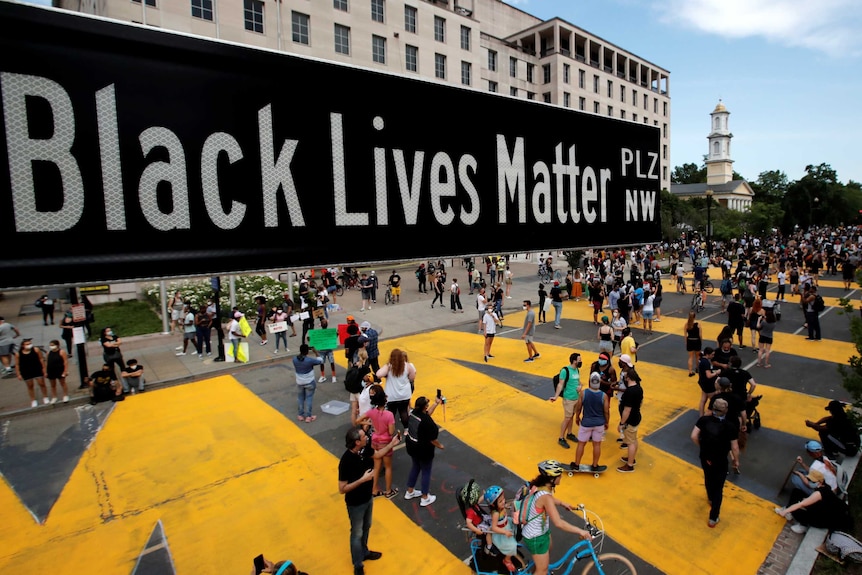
[487, 51, 669, 117]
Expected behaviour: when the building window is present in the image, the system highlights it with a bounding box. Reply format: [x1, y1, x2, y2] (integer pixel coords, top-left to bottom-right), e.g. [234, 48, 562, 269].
[663, 101, 668, 116]
[434, 16, 445, 42]
[663, 144, 667, 159]
[489, 81, 498, 93]
[132, 0, 156, 6]
[488, 50, 497, 72]
[191, 0, 212, 20]
[654, 120, 658, 126]
[607, 80, 613, 98]
[371, 0, 384, 23]
[461, 61, 471, 86]
[291, 11, 309, 45]
[579, 96, 585, 111]
[563, 63, 570, 84]
[608, 106, 613, 117]
[564, 92, 570, 107]
[593, 101, 599, 114]
[510, 87, 518, 97]
[526, 63, 534, 83]
[243, 0, 264, 33]
[543, 93, 551, 103]
[527, 92, 535, 100]
[654, 98, 658, 113]
[633, 113, 637, 122]
[461, 25, 471, 50]
[333, 0, 348, 11]
[405, 45, 418, 72]
[404, 5, 416, 33]
[435, 53, 446, 79]
[663, 123, 668, 138]
[620, 85, 625, 103]
[593, 75, 599, 93]
[334, 24, 350, 54]
[620, 110, 626, 119]
[509, 57, 517, 78]
[633, 90, 637, 107]
[663, 166, 668, 181]
[643, 94, 648, 110]
[578, 69, 585, 89]
[372, 34, 386, 63]
[542, 64, 551, 84]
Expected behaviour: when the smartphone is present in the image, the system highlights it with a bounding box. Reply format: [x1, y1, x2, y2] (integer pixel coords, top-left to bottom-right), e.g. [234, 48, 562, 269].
[437, 388, 442, 399]
[253, 554, 265, 575]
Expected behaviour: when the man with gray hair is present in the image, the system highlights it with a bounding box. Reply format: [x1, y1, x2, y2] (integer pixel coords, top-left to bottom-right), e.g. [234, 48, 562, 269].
[692, 397, 740, 528]
[573, 372, 610, 473]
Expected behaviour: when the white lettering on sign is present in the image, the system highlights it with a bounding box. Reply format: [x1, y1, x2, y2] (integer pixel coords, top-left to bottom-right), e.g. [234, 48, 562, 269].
[620, 148, 659, 180]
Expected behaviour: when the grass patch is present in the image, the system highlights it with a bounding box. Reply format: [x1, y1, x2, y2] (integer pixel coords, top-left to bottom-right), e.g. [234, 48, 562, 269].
[811, 473, 862, 574]
[87, 299, 163, 341]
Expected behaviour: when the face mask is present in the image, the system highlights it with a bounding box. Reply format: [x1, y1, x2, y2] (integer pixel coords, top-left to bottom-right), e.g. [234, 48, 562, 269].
[107, 330, 113, 337]
[23, 344, 33, 351]
[49, 344, 58, 351]
[577, 361, 582, 368]
[522, 306, 528, 311]
[598, 359, 608, 366]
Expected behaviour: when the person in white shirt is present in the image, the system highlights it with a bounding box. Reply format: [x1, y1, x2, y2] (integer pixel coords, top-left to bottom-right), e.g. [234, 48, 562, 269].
[777, 268, 787, 301]
[482, 306, 501, 362]
[476, 288, 487, 333]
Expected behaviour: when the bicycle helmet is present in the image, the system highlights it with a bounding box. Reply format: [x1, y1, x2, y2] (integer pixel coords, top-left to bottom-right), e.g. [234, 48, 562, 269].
[460, 480, 483, 507]
[484, 485, 503, 506]
[538, 459, 564, 478]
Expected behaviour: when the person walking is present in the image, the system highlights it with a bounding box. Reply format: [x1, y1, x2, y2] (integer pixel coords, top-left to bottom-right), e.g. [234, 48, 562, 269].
[254, 296, 269, 347]
[617, 368, 643, 473]
[403, 395, 445, 508]
[684, 311, 702, 377]
[338, 425, 400, 575]
[520, 460, 592, 575]
[430, 272, 445, 308]
[550, 280, 564, 329]
[521, 300, 540, 362]
[550, 353, 581, 449]
[292, 344, 323, 423]
[450, 278, 464, 313]
[475, 287, 487, 333]
[482, 305, 501, 363]
[537, 283, 548, 324]
[756, 305, 777, 368]
[573, 372, 610, 472]
[802, 285, 822, 341]
[691, 398, 740, 528]
[176, 304, 201, 357]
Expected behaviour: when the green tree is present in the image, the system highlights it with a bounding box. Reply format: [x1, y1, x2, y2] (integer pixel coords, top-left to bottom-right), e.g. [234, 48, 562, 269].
[671, 162, 706, 184]
[750, 170, 788, 206]
[743, 202, 784, 236]
[781, 163, 849, 231]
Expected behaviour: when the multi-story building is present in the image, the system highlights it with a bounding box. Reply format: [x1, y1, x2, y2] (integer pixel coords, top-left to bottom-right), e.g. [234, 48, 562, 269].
[59, 0, 672, 190]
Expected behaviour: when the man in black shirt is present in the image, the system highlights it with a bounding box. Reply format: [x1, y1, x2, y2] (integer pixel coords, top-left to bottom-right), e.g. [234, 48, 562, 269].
[86, 364, 124, 404]
[692, 398, 740, 528]
[617, 369, 644, 473]
[726, 293, 747, 348]
[722, 355, 757, 405]
[338, 426, 400, 575]
[711, 339, 738, 371]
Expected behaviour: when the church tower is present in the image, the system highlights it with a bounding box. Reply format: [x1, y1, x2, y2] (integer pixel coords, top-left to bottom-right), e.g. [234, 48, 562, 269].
[705, 100, 733, 186]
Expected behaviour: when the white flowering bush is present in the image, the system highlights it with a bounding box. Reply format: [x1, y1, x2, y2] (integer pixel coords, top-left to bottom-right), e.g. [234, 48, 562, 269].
[143, 275, 290, 319]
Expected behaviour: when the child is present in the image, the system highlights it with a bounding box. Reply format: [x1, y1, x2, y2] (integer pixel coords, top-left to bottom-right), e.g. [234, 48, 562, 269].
[486, 485, 517, 572]
[463, 487, 493, 555]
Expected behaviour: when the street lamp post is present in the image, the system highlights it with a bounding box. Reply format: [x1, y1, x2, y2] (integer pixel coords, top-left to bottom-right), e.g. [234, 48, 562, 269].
[705, 189, 713, 259]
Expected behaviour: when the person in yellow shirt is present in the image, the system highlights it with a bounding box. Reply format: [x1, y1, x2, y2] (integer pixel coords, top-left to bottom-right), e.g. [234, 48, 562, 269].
[620, 327, 638, 363]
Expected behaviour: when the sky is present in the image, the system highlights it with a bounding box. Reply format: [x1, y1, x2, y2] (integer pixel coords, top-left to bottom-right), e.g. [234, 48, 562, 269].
[508, 0, 862, 185]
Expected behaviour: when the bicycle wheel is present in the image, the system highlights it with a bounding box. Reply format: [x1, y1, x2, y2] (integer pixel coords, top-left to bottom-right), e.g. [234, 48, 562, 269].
[385, 291, 392, 305]
[691, 295, 699, 311]
[581, 552, 637, 575]
[703, 281, 715, 294]
[335, 285, 344, 297]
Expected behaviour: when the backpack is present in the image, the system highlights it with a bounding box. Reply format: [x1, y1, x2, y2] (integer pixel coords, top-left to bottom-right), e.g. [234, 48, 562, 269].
[813, 294, 826, 312]
[552, 367, 571, 394]
[511, 482, 540, 541]
[344, 365, 364, 393]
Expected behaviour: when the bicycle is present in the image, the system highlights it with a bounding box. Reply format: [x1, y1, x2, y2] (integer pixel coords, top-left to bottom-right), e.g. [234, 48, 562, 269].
[538, 266, 564, 284]
[465, 504, 636, 575]
[383, 284, 393, 305]
[691, 291, 705, 313]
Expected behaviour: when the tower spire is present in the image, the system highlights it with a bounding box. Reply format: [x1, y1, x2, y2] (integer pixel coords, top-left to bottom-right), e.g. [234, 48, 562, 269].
[705, 100, 733, 186]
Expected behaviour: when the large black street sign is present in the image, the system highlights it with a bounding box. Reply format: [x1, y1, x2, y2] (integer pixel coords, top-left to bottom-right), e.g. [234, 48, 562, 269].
[0, 1, 660, 289]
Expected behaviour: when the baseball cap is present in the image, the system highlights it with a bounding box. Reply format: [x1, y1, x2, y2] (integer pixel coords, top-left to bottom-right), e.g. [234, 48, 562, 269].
[712, 398, 728, 416]
[826, 400, 845, 413]
[716, 377, 731, 389]
[553, 280, 559, 285]
[806, 469, 825, 484]
[589, 372, 602, 390]
[360, 321, 371, 330]
[346, 315, 355, 322]
[618, 354, 634, 368]
[805, 440, 823, 452]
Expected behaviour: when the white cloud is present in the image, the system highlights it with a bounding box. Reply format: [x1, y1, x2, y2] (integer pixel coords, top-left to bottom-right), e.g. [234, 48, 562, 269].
[655, 0, 862, 57]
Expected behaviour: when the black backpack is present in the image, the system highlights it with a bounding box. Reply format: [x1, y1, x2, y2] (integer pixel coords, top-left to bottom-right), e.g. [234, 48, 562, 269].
[552, 367, 571, 394]
[813, 294, 826, 312]
[344, 365, 364, 393]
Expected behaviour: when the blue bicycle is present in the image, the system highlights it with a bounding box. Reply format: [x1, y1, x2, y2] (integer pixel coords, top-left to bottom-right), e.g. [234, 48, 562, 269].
[465, 504, 636, 575]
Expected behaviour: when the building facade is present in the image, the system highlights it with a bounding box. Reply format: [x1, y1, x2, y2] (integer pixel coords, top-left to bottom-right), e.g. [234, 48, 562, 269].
[58, 0, 672, 190]
[671, 100, 753, 211]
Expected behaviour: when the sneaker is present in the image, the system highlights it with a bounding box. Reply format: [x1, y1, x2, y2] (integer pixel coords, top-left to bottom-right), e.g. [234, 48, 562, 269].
[566, 433, 578, 441]
[30, 400, 37, 408]
[774, 507, 793, 521]
[198, 354, 203, 359]
[319, 376, 327, 383]
[554, 325, 561, 329]
[273, 349, 278, 354]
[558, 438, 571, 449]
[260, 340, 268, 346]
[176, 352, 186, 356]
[420, 494, 437, 507]
[532, 353, 541, 359]
[404, 490, 423, 500]
[175, 346, 183, 351]
[42, 397, 50, 405]
[524, 357, 534, 362]
[364, 551, 382, 561]
[62, 395, 69, 403]
[207, 352, 212, 356]
[791, 523, 809, 534]
[620, 457, 637, 465]
[332, 376, 337, 383]
[50, 397, 58, 404]
[708, 517, 720, 528]
[616, 464, 635, 473]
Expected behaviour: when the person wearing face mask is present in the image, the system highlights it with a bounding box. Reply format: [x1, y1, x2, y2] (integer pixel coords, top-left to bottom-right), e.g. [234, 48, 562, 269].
[610, 309, 627, 355]
[550, 353, 582, 449]
[590, 352, 617, 398]
[45, 339, 70, 404]
[86, 363, 125, 404]
[16, 338, 48, 408]
[521, 300, 540, 362]
[100, 326, 125, 375]
[691, 398, 740, 528]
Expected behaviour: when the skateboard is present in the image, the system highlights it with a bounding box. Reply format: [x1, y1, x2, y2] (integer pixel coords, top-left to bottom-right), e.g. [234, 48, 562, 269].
[560, 461, 608, 478]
